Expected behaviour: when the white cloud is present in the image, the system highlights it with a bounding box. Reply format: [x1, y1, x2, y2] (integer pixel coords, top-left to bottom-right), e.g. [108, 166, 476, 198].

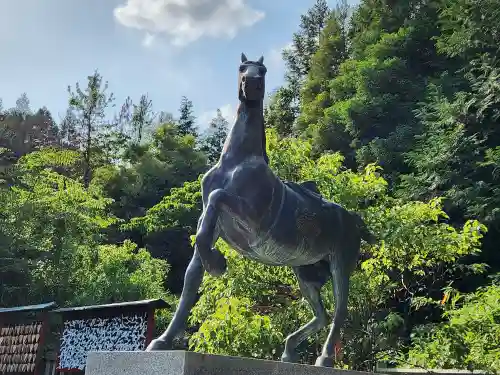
[142, 32, 156, 47]
[198, 103, 236, 131]
[113, 0, 265, 47]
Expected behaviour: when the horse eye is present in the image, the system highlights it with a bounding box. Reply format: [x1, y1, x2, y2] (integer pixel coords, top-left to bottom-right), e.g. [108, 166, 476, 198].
[239, 66, 245, 72]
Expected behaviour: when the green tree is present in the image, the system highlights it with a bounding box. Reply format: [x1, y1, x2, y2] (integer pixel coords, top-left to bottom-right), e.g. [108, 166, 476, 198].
[94, 121, 207, 293]
[115, 95, 133, 134]
[72, 240, 171, 306]
[131, 94, 154, 144]
[178, 96, 197, 137]
[395, 0, 500, 287]
[264, 86, 298, 137]
[404, 277, 500, 373]
[0, 146, 172, 308]
[59, 108, 80, 148]
[265, 0, 332, 136]
[295, 1, 351, 161]
[199, 109, 229, 165]
[0, 96, 60, 159]
[0, 148, 114, 305]
[14, 92, 31, 116]
[282, 0, 331, 83]
[67, 70, 115, 187]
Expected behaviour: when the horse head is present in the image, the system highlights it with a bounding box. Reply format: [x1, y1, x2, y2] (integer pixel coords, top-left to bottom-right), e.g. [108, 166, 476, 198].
[238, 53, 266, 103]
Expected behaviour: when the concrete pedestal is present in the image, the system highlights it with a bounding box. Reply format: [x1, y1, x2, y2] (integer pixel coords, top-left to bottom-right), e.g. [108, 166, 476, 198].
[85, 351, 373, 375]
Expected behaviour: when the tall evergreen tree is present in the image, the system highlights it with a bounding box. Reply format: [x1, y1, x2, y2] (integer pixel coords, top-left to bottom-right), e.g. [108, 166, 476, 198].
[178, 96, 197, 137]
[157, 110, 174, 125]
[295, 1, 352, 160]
[282, 0, 331, 83]
[59, 108, 79, 148]
[116, 96, 133, 135]
[68, 70, 115, 187]
[14, 93, 31, 116]
[131, 94, 154, 144]
[265, 0, 332, 137]
[199, 109, 229, 165]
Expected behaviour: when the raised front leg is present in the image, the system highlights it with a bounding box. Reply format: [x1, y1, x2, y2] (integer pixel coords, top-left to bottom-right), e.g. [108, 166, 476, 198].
[146, 249, 204, 351]
[281, 264, 329, 364]
[196, 188, 257, 277]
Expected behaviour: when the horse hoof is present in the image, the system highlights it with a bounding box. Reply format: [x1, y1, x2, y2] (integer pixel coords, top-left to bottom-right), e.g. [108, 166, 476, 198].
[281, 352, 298, 363]
[205, 248, 227, 277]
[145, 339, 172, 351]
[315, 355, 335, 367]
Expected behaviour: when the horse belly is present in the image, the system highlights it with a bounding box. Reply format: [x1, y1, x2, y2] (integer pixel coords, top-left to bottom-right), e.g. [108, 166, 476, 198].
[254, 187, 331, 266]
[217, 215, 321, 266]
[216, 185, 332, 267]
[250, 236, 325, 266]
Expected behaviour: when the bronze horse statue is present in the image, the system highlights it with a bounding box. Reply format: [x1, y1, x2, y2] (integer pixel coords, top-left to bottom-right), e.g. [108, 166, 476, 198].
[146, 53, 376, 367]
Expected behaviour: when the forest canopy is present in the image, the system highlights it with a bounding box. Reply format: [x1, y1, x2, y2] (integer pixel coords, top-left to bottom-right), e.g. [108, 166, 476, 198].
[1, 0, 499, 373]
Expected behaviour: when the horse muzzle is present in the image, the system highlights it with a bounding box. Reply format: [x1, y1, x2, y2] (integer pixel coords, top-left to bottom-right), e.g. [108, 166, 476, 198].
[241, 77, 265, 100]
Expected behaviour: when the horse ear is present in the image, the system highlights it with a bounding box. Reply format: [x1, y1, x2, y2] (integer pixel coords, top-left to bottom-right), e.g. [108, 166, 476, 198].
[257, 55, 264, 64]
[241, 53, 248, 63]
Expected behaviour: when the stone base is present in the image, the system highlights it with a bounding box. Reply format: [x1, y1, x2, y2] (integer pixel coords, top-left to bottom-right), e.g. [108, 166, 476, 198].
[85, 351, 373, 375]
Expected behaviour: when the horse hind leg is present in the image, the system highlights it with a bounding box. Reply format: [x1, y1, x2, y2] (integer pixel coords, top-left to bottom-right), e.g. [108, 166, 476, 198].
[281, 261, 330, 363]
[315, 249, 358, 367]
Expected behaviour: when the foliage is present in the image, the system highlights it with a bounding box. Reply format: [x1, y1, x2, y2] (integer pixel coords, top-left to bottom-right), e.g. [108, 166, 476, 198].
[264, 86, 299, 137]
[0, 148, 115, 305]
[95, 122, 206, 222]
[199, 109, 229, 166]
[0, 99, 59, 160]
[94, 117, 206, 293]
[296, 1, 350, 137]
[178, 96, 197, 137]
[190, 296, 283, 359]
[283, 0, 500, 367]
[0, 146, 172, 309]
[72, 240, 171, 306]
[126, 176, 202, 234]
[404, 278, 500, 373]
[67, 70, 118, 187]
[265, 0, 333, 137]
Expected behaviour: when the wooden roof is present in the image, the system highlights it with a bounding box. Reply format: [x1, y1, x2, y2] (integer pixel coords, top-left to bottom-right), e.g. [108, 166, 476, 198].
[53, 299, 170, 318]
[0, 302, 56, 314]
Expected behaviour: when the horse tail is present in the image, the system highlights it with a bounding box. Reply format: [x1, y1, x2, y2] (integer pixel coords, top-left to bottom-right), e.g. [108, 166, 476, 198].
[351, 212, 377, 245]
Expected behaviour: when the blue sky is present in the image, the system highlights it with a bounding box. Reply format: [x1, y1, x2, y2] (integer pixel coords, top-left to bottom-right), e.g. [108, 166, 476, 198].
[0, 0, 357, 130]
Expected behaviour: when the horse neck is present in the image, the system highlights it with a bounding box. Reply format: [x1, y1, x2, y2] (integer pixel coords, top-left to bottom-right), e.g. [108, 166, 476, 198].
[220, 101, 268, 164]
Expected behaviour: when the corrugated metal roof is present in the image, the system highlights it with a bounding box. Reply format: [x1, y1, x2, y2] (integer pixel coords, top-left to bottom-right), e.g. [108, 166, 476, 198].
[52, 299, 169, 314]
[0, 301, 56, 314]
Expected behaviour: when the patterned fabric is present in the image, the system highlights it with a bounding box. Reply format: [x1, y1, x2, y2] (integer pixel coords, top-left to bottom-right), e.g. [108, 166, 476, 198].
[58, 313, 147, 371]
